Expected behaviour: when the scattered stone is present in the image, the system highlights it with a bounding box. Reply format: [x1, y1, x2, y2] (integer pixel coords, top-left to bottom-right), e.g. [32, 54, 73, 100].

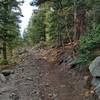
[60, 84, 66, 88]
[58, 52, 73, 65]
[2, 69, 14, 76]
[45, 72, 49, 76]
[21, 67, 24, 72]
[16, 48, 28, 55]
[52, 93, 58, 99]
[32, 90, 39, 95]
[39, 83, 43, 86]
[0, 73, 6, 82]
[26, 77, 33, 81]
[45, 83, 49, 87]
[48, 93, 52, 97]
[9, 93, 19, 100]
[39, 97, 42, 100]
[0, 92, 2, 95]
[0, 87, 11, 93]
[83, 76, 89, 81]
[39, 73, 42, 77]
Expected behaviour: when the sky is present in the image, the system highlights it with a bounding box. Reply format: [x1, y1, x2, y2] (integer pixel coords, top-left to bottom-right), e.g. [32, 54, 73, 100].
[19, 0, 37, 37]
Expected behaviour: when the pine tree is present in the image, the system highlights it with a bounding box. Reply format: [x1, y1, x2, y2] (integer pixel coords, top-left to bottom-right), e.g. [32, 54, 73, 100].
[0, 0, 23, 64]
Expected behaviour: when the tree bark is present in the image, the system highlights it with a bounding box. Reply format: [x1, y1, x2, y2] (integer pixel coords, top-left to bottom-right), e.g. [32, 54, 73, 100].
[73, 1, 86, 41]
[3, 41, 7, 61]
[93, 1, 96, 30]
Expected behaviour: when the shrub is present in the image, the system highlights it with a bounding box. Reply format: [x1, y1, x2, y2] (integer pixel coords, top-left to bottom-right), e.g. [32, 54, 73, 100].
[0, 59, 8, 65]
[33, 41, 47, 49]
[74, 24, 100, 67]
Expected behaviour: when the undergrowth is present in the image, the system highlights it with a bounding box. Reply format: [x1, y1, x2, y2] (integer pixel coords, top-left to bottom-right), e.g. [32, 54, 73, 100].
[74, 24, 100, 69]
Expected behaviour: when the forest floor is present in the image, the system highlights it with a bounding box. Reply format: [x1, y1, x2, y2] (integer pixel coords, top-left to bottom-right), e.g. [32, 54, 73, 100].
[0, 47, 97, 100]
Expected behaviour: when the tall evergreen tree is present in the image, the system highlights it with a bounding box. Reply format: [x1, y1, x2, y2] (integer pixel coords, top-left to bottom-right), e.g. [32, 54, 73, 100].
[25, 8, 46, 45]
[0, 0, 23, 63]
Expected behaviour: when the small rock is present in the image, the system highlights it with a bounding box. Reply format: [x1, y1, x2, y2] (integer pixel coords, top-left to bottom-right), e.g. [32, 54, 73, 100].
[52, 93, 58, 99]
[0, 92, 2, 95]
[39, 83, 43, 86]
[39, 97, 42, 100]
[48, 93, 52, 97]
[39, 73, 42, 77]
[45, 83, 49, 87]
[60, 84, 66, 88]
[9, 93, 19, 100]
[31, 90, 40, 95]
[83, 76, 89, 81]
[0, 87, 11, 93]
[45, 72, 49, 76]
[2, 69, 14, 76]
[21, 67, 24, 72]
[0, 73, 6, 82]
[26, 77, 33, 81]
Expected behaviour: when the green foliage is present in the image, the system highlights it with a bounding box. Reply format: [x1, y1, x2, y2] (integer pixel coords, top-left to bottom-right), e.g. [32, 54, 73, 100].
[0, 0, 23, 63]
[33, 41, 47, 49]
[26, 0, 74, 46]
[0, 59, 8, 65]
[25, 9, 46, 45]
[31, 0, 100, 70]
[75, 24, 100, 66]
[46, 10, 58, 43]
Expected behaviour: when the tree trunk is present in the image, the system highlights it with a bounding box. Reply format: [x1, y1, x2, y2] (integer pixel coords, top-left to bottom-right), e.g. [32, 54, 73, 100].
[73, 0, 77, 42]
[93, 2, 96, 30]
[3, 41, 7, 61]
[57, 32, 62, 47]
[73, 1, 86, 41]
[43, 32, 46, 41]
[74, 9, 86, 40]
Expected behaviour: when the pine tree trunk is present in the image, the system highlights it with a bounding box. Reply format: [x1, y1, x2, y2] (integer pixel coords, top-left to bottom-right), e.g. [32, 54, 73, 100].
[43, 32, 46, 41]
[93, 3, 96, 30]
[74, 8, 86, 41]
[3, 41, 7, 63]
[73, 0, 77, 42]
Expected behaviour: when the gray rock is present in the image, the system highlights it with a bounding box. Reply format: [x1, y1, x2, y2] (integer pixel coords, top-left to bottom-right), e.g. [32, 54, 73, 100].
[94, 83, 100, 98]
[48, 93, 52, 97]
[92, 78, 100, 86]
[52, 93, 58, 98]
[0, 73, 6, 82]
[89, 57, 100, 98]
[26, 77, 33, 81]
[2, 69, 14, 76]
[9, 93, 19, 100]
[89, 56, 100, 77]
[16, 48, 28, 55]
[0, 86, 11, 93]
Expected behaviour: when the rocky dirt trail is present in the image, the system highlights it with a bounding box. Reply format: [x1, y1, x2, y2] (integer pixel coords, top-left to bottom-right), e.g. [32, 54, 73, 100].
[0, 48, 97, 100]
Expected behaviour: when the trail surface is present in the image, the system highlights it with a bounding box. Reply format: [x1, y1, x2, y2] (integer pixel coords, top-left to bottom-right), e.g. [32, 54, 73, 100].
[0, 48, 95, 100]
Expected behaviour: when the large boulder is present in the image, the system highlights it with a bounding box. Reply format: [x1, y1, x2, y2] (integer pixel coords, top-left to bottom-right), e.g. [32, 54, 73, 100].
[92, 78, 100, 99]
[89, 56, 100, 98]
[89, 56, 100, 77]
[92, 78, 100, 87]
